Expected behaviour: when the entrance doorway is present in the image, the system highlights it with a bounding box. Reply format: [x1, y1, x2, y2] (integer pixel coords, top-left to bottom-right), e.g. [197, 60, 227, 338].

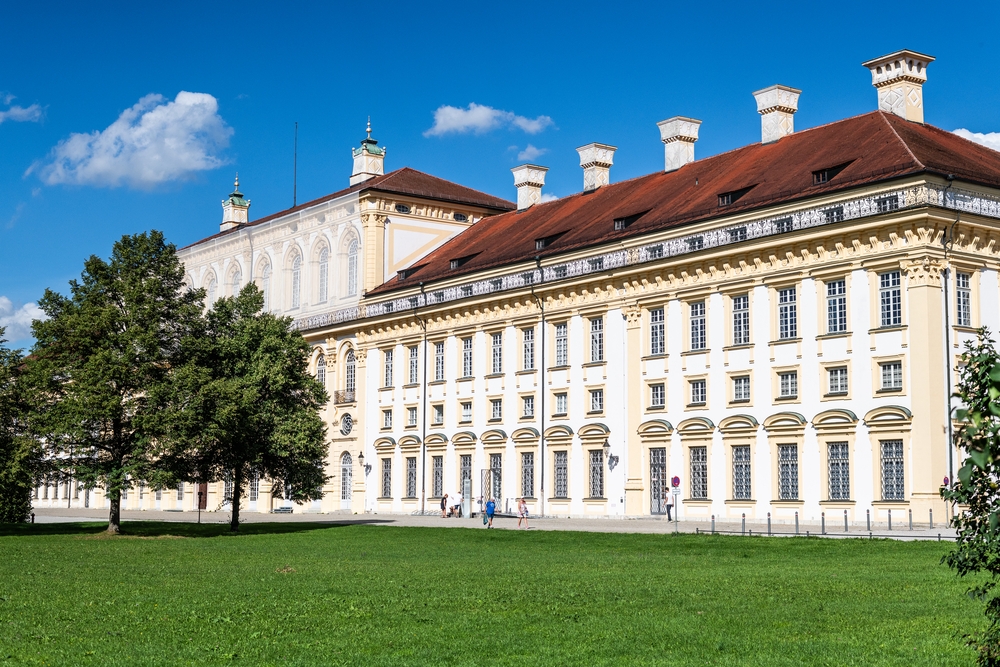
[340, 452, 353, 510]
[650, 448, 667, 514]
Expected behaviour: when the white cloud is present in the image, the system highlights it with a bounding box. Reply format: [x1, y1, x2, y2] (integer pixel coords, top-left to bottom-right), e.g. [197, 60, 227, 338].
[30, 91, 233, 188]
[953, 129, 1000, 152]
[517, 144, 547, 161]
[0, 297, 44, 343]
[540, 193, 559, 203]
[424, 103, 553, 137]
[0, 93, 42, 124]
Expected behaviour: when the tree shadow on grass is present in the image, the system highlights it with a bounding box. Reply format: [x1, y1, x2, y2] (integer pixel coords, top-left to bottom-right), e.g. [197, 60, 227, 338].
[0, 518, 393, 539]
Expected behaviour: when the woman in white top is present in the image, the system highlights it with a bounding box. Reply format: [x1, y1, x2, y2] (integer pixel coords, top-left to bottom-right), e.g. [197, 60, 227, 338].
[517, 497, 529, 529]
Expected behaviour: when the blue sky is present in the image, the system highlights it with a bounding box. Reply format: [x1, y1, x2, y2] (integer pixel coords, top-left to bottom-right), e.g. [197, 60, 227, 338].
[2, 0, 999, 348]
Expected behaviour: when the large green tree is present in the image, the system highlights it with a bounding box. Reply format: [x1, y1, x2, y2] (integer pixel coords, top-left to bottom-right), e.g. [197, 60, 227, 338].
[161, 284, 328, 532]
[27, 231, 204, 533]
[0, 328, 39, 523]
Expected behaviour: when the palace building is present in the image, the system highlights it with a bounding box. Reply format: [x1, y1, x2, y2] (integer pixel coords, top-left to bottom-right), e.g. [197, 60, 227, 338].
[37, 50, 1000, 525]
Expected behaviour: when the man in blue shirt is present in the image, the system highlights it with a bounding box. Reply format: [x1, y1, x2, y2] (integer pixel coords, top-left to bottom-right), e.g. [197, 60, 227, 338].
[485, 498, 496, 528]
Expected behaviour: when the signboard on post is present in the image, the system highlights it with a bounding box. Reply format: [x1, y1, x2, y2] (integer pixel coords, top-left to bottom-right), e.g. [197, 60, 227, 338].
[671, 476, 680, 523]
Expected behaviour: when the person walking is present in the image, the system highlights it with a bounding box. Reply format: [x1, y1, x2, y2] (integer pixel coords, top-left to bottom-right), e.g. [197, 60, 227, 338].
[485, 497, 496, 528]
[440, 493, 449, 518]
[665, 490, 673, 522]
[450, 491, 463, 517]
[517, 497, 529, 529]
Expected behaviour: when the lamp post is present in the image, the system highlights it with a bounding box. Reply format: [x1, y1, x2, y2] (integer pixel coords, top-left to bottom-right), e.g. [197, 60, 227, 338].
[360, 451, 371, 476]
[197, 491, 203, 524]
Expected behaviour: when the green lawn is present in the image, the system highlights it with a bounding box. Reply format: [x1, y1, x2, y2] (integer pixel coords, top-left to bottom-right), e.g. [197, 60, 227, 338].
[0, 521, 983, 666]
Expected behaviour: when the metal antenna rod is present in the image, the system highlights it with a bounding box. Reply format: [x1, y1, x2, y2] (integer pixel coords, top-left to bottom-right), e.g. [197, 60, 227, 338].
[293, 122, 298, 207]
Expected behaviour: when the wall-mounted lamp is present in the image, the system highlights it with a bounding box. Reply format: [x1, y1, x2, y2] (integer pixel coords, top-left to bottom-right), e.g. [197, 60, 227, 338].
[359, 451, 371, 476]
[603, 439, 619, 471]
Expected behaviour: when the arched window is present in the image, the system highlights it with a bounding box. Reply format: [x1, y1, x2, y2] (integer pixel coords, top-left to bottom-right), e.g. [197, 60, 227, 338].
[231, 267, 242, 296]
[206, 277, 217, 304]
[261, 263, 271, 312]
[316, 354, 326, 386]
[341, 452, 353, 501]
[347, 239, 359, 297]
[345, 349, 356, 393]
[291, 255, 302, 308]
[318, 247, 329, 303]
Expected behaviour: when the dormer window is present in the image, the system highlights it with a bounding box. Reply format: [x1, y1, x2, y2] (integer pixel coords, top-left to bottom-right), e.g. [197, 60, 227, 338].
[535, 231, 566, 250]
[395, 203, 411, 214]
[812, 162, 852, 185]
[613, 211, 648, 231]
[396, 265, 425, 281]
[717, 185, 756, 207]
[449, 253, 479, 270]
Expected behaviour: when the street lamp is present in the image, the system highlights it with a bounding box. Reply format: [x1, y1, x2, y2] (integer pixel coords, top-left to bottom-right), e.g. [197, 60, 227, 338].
[603, 439, 619, 470]
[359, 451, 371, 476]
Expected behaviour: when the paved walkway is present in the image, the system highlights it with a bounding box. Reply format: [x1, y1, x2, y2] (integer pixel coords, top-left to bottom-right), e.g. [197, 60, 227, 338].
[28, 507, 957, 542]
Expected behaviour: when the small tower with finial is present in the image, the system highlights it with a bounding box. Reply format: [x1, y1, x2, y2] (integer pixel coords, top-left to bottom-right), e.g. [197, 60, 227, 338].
[221, 174, 250, 232]
[350, 117, 387, 185]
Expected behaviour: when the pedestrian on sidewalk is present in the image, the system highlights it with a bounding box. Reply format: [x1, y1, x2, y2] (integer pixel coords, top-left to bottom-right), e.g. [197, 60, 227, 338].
[485, 497, 496, 528]
[440, 493, 449, 518]
[450, 491, 463, 517]
[665, 491, 673, 522]
[517, 497, 529, 529]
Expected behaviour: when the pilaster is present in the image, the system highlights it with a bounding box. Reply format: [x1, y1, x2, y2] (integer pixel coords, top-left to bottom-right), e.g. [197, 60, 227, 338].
[623, 304, 644, 515]
[361, 212, 387, 294]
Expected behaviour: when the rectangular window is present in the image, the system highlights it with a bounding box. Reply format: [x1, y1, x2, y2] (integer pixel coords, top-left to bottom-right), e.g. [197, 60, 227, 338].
[461, 401, 472, 423]
[828, 442, 850, 500]
[433, 456, 443, 498]
[433, 404, 444, 424]
[523, 328, 535, 370]
[491, 332, 503, 374]
[957, 272, 972, 327]
[590, 389, 604, 412]
[650, 308, 665, 355]
[383, 349, 394, 387]
[491, 399, 502, 420]
[880, 439, 905, 500]
[828, 367, 848, 394]
[555, 393, 568, 415]
[554, 451, 568, 498]
[522, 395, 535, 418]
[589, 450, 604, 498]
[774, 217, 793, 234]
[729, 226, 748, 243]
[779, 371, 798, 398]
[690, 379, 706, 405]
[461, 454, 472, 492]
[521, 452, 534, 498]
[879, 271, 902, 327]
[555, 323, 568, 365]
[826, 280, 847, 334]
[732, 295, 750, 346]
[408, 345, 419, 384]
[690, 446, 708, 499]
[732, 445, 751, 500]
[434, 342, 445, 381]
[733, 376, 751, 402]
[690, 301, 706, 350]
[588, 257, 604, 272]
[462, 337, 473, 377]
[406, 457, 417, 498]
[880, 361, 903, 390]
[407, 407, 417, 427]
[778, 444, 799, 500]
[778, 287, 797, 339]
[382, 409, 392, 429]
[650, 383, 665, 407]
[489, 453, 502, 498]
[647, 244, 664, 259]
[590, 318, 604, 362]
[381, 459, 392, 497]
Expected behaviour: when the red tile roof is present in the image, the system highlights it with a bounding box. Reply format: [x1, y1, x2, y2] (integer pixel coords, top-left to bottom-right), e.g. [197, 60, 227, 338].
[180, 167, 515, 250]
[370, 111, 1000, 296]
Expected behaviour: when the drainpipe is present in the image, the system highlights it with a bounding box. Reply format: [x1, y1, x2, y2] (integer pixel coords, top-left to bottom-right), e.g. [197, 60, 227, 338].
[530, 257, 546, 516]
[941, 175, 958, 523]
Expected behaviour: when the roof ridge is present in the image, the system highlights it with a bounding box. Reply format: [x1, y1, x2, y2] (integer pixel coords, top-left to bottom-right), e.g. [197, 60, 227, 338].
[878, 112, 925, 170]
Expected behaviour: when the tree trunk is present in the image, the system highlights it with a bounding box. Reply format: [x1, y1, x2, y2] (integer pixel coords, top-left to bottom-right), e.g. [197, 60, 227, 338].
[107, 486, 121, 534]
[229, 467, 243, 533]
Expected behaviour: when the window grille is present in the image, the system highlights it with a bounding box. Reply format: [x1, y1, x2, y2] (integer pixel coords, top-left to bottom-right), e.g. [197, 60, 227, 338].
[957, 272, 972, 327]
[382, 409, 392, 429]
[261, 264, 271, 312]
[590, 318, 604, 362]
[461, 285, 473, 298]
[729, 226, 747, 242]
[733, 376, 750, 402]
[880, 362, 903, 390]
[590, 389, 604, 412]
[177, 481, 185, 501]
[648, 244, 664, 259]
[824, 206, 844, 223]
[406, 457, 417, 498]
[492, 332, 503, 374]
[778, 287, 797, 339]
[687, 236, 704, 250]
[340, 454, 352, 501]
[778, 444, 799, 500]
[588, 257, 604, 272]
[462, 338, 473, 377]
[461, 402, 472, 422]
[433, 405, 444, 424]
[381, 458, 391, 497]
[407, 407, 417, 427]
[291, 255, 302, 308]
[880, 440, 905, 500]
[523, 328, 535, 370]
[316, 354, 326, 386]
[249, 471, 259, 502]
[589, 450, 604, 498]
[774, 217, 793, 234]
[879, 271, 902, 327]
[732, 446, 751, 500]
[555, 323, 568, 365]
[383, 349, 393, 387]
[828, 442, 850, 500]
[408, 346, 419, 384]
[522, 395, 534, 418]
[521, 452, 534, 498]
[651, 383, 665, 407]
[434, 342, 444, 381]
[690, 446, 708, 499]
[779, 371, 798, 398]
[318, 248, 329, 302]
[690, 380, 706, 405]
[345, 350, 356, 393]
[490, 279, 502, 291]
[553, 266, 567, 279]
[223, 474, 233, 504]
[828, 367, 848, 394]
[732, 295, 749, 345]
[826, 280, 847, 333]
[460, 454, 472, 492]
[555, 393, 567, 414]
[433, 456, 443, 497]
[690, 302, 706, 350]
[490, 453, 502, 498]
[491, 399, 502, 420]
[346, 240, 359, 296]
[554, 451, 568, 498]
[650, 308, 665, 355]
[231, 267, 242, 296]
[875, 194, 899, 212]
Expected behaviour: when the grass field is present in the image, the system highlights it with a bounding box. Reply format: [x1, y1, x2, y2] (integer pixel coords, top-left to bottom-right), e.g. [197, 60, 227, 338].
[0, 521, 984, 666]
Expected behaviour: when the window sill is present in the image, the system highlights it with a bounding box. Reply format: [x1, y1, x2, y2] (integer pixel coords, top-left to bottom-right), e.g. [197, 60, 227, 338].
[587, 410, 604, 416]
[817, 332, 851, 340]
[519, 415, 536, 421]
[770, 499, 804, 505]
[876, 387, 903, 394]
[869, 325, 906, 334]
[819, 499, 856, 505]
[516, 369, 537, 376]
[582, 361, 606, 368]
[428, 380, 446, 386]
[641, 353, 668, 361]
[380, 386, 394, 391]
[687, 402, 707, 408]
[548, 497, 571, 502]
[551, 412, 568, 419]
[954, 325, 979, 333]
[824, 392, 848, 398]
[377, 497, 393, 501]
[647, 404, 666, 411]
[485, 373, 503, 379]
[723, 344, 753, 352]
[403, 383, 419, 389]
[872, 500, 909, 506]
[683, 498, 712, 504]
[725, 498, 756, 504]
[402, 496, 418, 501]
[681, 349, 709, 357]
[488, 418, 503, 423]
[405, 424, 418, 430]
[380, 427, 393, 432]
[547, 365, 571, 372]
[769, 337, 801, 345]
[431, 422, 444, 427]
[730, 398, 751, 405]
[775, 395, 798, 402]
[583, 497, 606, 502]
[457, 376, 474, 381]
[458, 420, 472, 425]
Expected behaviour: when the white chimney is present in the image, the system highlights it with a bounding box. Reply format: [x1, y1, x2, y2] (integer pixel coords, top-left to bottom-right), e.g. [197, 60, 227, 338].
[350, 118, 386, 185]
[753, 85, 801, 143]
[511, 164, 549, 210]
[657, 117, 701, 172]
[863, 49, 935, 124]
[576, 143, 617, 192]
[220, 174, 249, 232]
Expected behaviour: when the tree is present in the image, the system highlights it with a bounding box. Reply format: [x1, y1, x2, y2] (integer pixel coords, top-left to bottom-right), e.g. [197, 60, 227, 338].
[943, 327, 1000, 665]
[161, 284, 328, 532]
[0, 328, 39, 523]
[27, 231, 204, 533]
